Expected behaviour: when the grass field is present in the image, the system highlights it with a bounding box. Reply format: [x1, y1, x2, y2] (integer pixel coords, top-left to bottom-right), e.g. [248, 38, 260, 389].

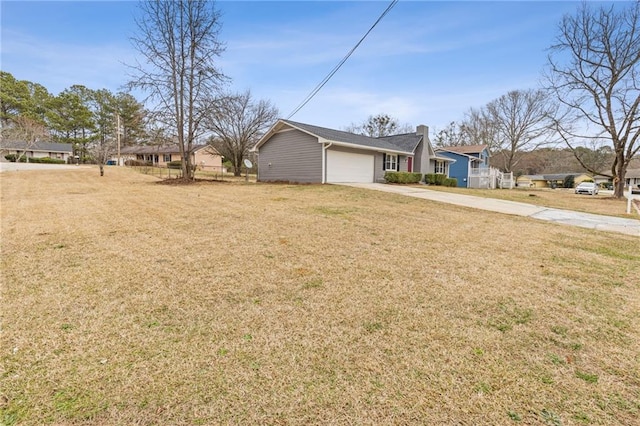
[1, 166, 639, 425]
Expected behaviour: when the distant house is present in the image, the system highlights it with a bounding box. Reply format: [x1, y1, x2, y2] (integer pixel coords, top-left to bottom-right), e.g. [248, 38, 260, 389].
[516, 173, 592, 188]
[435, 145, 490, 187]
[252, 119, 453, 184]
[592, 174, 613, 187]
[1, 140, 73, 162]
[625, 169, 640, 189]
[113, 144, 223, 170]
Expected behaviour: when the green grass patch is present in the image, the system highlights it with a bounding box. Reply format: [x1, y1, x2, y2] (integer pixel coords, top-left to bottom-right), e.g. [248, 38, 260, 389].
[488, 300, 534, 332]
[540, 408, 562, 425]
[363, 321, 384, 333]
[575, 371, 599, 383]
[507, 411, 522, 422]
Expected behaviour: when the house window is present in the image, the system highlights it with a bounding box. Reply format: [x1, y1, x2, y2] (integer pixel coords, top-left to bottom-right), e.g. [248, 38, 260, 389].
[163, 154, 171, 162]
[435, 160, 445, 174]
[384, 154, 397, 171]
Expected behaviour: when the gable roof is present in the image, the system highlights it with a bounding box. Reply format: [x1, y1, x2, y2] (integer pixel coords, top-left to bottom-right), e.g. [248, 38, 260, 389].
[519, 173, 590, 181]
[542, 173, 589, 181]
[255, 119, 419, 155]
[517, 175, 545, 181]
[435, 148, 484, 162]
[2, 140, 73, 153]
[378, 132, 423, 153]
[625, 168, 640, 178]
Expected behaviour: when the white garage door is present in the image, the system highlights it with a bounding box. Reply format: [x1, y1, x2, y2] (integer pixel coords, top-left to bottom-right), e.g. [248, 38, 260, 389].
[326, 150, 375, 183]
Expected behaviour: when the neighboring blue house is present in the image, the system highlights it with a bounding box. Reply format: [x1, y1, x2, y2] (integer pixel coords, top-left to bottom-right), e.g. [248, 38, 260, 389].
[435, 145, 490, 188]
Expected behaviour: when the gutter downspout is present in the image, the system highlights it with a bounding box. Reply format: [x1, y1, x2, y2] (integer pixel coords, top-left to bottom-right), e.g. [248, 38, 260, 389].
[322, 142, 332, 184]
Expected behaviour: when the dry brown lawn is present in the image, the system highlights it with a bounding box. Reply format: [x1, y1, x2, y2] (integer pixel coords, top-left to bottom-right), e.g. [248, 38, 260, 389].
[1, 167, 639, 425]
[420, 185, 638, 218]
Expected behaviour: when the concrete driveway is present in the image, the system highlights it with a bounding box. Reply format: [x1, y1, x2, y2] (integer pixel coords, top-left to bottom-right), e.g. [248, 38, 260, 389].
[342, 183, 640, 237]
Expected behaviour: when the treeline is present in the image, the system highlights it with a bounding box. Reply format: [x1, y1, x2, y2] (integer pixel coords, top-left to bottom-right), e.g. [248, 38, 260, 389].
[0, 71, 148, 162]
[490, 146, 625, 177]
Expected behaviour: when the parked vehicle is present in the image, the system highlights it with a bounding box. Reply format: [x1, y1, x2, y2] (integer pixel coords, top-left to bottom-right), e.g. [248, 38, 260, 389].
[575, 182, 599, 195]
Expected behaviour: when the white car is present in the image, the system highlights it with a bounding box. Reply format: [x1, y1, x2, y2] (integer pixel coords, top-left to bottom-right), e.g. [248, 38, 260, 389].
[575, 182, 599, 195]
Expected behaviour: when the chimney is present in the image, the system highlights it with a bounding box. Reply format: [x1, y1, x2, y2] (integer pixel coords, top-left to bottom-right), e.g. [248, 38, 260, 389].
[416, 125, 429, 139]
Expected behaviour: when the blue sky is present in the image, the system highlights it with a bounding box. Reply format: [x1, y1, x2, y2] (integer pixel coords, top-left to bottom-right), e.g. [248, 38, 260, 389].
[1, 1, 591, 135]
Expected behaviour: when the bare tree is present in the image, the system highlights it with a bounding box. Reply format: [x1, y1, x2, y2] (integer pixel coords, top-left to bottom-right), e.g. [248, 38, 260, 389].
[1, 116, 49, 162]
[547, 2, 640, 198]
[128, 0, 227, 180]
[87, 89, 117, 176]
[573, 141, 615, 177]
[433, 121, 469, 147]
[89, 136, 116, 177]
[345, 113, 413, 137]
[206, 91, 278, 176]
[461, 107, 501, 151]
[485, 89, 556, 173]
[434, 109, 501, 149]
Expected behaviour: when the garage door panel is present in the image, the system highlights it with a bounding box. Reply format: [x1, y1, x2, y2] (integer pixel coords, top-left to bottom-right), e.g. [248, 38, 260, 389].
[327, 150, 374, 183]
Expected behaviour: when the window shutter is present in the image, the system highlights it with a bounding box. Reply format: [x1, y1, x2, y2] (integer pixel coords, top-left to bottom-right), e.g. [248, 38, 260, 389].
[382, 153, 386, 170]
[397, 156, 400, 171]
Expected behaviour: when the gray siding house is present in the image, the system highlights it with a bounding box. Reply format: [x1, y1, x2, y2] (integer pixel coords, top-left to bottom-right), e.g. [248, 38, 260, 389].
[253, 119, 452, 184]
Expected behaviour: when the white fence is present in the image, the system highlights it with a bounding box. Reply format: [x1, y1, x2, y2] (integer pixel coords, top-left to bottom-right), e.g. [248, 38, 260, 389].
[469, 167, 513, 189]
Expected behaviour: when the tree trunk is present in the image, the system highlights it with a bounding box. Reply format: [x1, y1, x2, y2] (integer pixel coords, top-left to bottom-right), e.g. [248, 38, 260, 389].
[99, 164, 104, 176]
[613, 155, 627, 198]
[234, 157, 242, 177]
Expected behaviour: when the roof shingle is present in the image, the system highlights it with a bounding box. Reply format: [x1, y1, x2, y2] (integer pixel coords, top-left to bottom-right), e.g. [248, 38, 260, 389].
[283, 119, 419, 154]
[2, 140, 73, 153]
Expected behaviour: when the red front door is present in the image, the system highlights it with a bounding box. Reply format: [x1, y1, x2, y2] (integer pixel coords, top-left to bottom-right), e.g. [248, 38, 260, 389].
[407, 157, 413, 172]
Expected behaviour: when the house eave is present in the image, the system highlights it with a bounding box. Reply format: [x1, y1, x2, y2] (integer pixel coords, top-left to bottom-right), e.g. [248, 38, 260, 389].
[320, 139, 412, 155]
[433, 155, 456, 163]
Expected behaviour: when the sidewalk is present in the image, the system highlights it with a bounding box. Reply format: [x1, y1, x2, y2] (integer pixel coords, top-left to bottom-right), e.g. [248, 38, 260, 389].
[342, 183, 640, 237]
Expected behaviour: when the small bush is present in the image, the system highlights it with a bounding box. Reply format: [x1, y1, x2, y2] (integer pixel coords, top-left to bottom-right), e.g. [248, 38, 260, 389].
[434, 173, 446, 185]
[384, 171, 422, 184]
[424, 173, 436, 184]
[3, 155, 64, 164]
[166, 161, 196, 171]
[30, 157, 65, 164]
[223, 160, 234, 174]
[425, 173, 452, 186]
[563, 175, 575, 188]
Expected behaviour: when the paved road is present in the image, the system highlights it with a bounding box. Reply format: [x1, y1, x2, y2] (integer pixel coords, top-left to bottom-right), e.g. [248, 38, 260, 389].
[0, 162, 89, 172]
[342, 183, 640, 237]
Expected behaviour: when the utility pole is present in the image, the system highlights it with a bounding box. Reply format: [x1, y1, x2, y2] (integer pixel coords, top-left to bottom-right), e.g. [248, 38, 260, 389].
[117, 113, 121, 166]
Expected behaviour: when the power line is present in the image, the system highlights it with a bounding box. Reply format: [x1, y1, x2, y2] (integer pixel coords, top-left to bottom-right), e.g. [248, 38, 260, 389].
[286, 0, 399, 120]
